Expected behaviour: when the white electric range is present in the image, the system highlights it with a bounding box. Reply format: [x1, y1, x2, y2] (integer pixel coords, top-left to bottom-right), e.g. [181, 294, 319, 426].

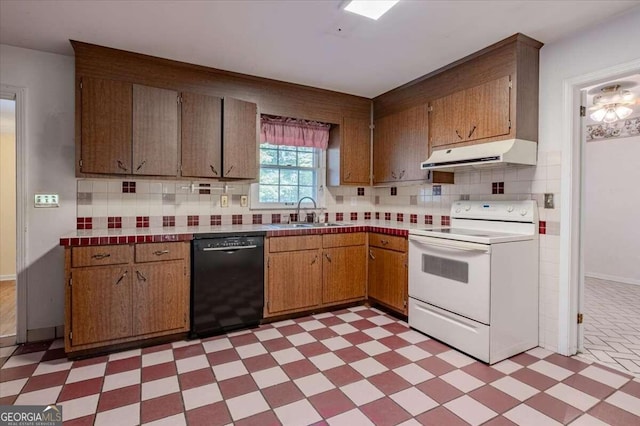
[408, 200, 539, 364]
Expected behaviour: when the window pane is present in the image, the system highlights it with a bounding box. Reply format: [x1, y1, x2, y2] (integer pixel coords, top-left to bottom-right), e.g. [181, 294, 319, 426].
[278, 150, 297, 166]
[280, 169, 298, 185]
[299, 170, 314, 186]
[298, 147, 314, 152]
[262, 143, 278, 150]
[298, 152, 314, 167]
[260, 168, 279, 185]
[279, 186, 298, 203]
[299, 186, 315, 199]
[260, 149, 278, 166]
[259, 185, 279, 203]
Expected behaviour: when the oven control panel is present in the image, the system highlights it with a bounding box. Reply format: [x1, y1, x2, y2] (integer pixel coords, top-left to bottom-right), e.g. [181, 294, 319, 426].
[451, 200, 536, 223]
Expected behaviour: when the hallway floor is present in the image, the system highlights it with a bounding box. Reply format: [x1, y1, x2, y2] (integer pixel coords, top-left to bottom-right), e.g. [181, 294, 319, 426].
[0, 279, 16, 337]
[2, 306, 640, 425]
[581, 277, 640, 375]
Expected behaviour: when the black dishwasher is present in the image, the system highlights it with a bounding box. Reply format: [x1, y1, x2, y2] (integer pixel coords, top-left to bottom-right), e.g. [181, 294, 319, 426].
[190, 232, 265, 338]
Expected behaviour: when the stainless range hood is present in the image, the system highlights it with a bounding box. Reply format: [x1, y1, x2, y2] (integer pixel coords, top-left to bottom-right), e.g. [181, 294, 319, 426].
[420, 139, 537, 171]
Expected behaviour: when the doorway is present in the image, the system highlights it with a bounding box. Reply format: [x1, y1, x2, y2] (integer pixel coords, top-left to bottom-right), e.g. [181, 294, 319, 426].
[0, 96, 17, 345]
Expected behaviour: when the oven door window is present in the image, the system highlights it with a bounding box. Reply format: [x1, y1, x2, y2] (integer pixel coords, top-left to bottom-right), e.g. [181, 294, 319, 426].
[422, 254, 468, 284]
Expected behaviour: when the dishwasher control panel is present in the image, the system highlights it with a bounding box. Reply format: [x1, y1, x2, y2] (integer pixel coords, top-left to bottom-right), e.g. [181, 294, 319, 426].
[194, 233, 266, 250]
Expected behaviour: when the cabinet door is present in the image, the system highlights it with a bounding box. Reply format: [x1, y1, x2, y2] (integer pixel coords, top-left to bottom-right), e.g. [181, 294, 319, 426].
[466, 76, 511, 142]
[341, 117, 370, 185]
[223, 97, 258, 179]
[373, 105, 429, 184]
[368, 248, 407, 314]
[133, 260, 188, 336]
[132, 85, 179, 176]
[429, 90, 467, 148]
[71, 265, 132, 346]
[181, 92, 223, 178]
[80, 77, 132, 174]
[323, 246, 366, 304]
[267, 250, 321, 314]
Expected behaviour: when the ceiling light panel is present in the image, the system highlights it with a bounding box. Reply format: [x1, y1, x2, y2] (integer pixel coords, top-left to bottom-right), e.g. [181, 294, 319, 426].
[344, 0, 399, 20]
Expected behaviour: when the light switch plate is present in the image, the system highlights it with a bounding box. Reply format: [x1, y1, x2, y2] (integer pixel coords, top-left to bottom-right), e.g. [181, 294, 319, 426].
[240, 195, 248, 207]
[34, 194, 59, 208]
[220, 194, 229, 208]
[544, 193, 554, 209]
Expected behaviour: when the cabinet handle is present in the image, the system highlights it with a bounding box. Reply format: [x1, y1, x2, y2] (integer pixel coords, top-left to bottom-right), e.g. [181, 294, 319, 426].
[136, 160, 146, 171]
[391, 171, 397, 179]
[117, 160, 128, 172]
[468, 125, 477, 139]
[455, 130, 463, 140]
[399, 170, 405, 179]
[226, 165, 234, 175]
[153, 250, 169, 256]
[369, 250, 376, 260]
[136, 270, 147, 282]
[91, 253, 111, 260]
[345, 171, 351, 180]
[115, 270, 128, 285]
[380, 240, 389, 246]
[324, 253, 332, 263]
[311, 255, 318, 265]
[210, 165, 219, 175]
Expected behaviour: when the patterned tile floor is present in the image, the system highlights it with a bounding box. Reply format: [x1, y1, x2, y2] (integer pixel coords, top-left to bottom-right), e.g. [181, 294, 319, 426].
[579, 277, 640, 375]
[1, 306, 640, 425]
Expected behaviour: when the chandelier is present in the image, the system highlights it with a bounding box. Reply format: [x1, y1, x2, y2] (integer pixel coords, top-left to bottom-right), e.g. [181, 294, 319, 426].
[589, 84, 635, 123]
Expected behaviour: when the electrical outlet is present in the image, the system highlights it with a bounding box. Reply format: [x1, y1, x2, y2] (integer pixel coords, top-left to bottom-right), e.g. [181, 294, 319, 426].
[544, 193, 554, 209]
[240, 195, 248, 207]
[220, 194, 229, 208]
[34, 194, 59, 208]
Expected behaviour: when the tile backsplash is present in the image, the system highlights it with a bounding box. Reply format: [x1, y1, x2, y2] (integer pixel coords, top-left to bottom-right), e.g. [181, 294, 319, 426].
[75, 151, 561, 234]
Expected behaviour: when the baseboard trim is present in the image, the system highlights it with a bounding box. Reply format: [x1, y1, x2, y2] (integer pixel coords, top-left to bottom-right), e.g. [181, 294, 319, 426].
[585, 272, 640, 286]
[0, 274, 17, 281]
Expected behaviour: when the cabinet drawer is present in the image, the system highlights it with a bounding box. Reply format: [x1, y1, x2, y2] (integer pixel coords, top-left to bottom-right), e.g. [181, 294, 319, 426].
[72, 245, 133, 267]
[135, 242, 187, 263]
[269, 235, 321, 253]
[323, 232, 366, 248]
[369, 233, 406, 252]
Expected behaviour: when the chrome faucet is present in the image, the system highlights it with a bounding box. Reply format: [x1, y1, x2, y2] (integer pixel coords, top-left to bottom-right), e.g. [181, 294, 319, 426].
[296, 196, 317, 223]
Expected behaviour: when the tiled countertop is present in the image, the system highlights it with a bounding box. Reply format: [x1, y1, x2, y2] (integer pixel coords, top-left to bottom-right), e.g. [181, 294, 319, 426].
[59, 220, 435, 247]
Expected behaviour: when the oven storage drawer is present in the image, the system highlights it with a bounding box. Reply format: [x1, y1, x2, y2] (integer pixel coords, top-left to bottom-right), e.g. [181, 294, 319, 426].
[409, 298, 489, 363]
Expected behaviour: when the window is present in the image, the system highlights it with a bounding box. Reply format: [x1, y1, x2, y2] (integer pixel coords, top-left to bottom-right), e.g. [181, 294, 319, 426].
[253, 143, 321, 208]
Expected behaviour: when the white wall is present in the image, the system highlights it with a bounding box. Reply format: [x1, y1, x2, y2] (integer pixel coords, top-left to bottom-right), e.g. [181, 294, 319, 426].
[538, 5, 640, 352]
[584, 135, 640, 285]
[1, 131, 16, 279]
[0, 45, 75, 332]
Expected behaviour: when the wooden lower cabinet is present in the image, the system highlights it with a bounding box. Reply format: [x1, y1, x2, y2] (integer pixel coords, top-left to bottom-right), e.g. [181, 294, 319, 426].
[323, 245, 366, 304]
[368, 246, 408, 315]
[65, 242, 190, 355]
[267, 250, 322, 314]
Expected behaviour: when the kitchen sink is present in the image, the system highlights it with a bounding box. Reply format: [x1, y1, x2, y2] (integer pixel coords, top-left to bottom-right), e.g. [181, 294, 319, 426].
[270, 222, 349, 229]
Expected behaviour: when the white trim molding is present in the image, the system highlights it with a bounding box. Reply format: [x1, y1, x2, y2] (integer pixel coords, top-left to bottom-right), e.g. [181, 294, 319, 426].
[1, 84, 27, 344]
[585, 273, 640, 287]
[0, 275, 17, 281]
[558, 58, 640, 356]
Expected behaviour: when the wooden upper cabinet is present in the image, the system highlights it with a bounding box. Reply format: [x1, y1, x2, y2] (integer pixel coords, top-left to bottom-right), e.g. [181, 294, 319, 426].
[80, 77, 132, 174]
[132, 85, 179, 176]
[373, 104, 429, 184]
[222, 97, 258, 179]
[181, 92, 223, 178]
[429, 76, 511, 149]
[341, 117, 370, 185]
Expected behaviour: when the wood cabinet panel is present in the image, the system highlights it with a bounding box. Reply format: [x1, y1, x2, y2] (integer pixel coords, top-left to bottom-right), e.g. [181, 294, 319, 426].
[80, 77, 132, 174]
[267, 250, 322, 314]
[269, 235, 322, 253]
[223, 97, 258, 179]
[466, 76, 511, 142]
[368, 247, 407, 314]
[72, 245, 133, 268]
[368, 234, 407, 252]
[181, 92, 223, 178]
[132, 84, 179, 176]
[341, 117, 371, 185]
[373, 104, 429, 184]
[135, 242, 188, 263]
[429, 90, 467, 148]
[71, 265, 132, 346]
[322, 232, 366, 249]
[322, 246, 366, 304]
[133, 261, 188, 336]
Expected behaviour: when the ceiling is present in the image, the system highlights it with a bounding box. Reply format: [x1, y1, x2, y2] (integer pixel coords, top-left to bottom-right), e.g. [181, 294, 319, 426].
[1, 1, 639, 98]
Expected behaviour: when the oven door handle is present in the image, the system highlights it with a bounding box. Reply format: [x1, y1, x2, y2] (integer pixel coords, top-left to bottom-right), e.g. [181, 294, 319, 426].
[409, 235, 491, 253]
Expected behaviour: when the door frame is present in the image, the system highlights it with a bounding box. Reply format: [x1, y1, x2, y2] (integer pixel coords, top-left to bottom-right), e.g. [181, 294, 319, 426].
[558, 59, 640, 355]
[1, 84, 27, 344]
